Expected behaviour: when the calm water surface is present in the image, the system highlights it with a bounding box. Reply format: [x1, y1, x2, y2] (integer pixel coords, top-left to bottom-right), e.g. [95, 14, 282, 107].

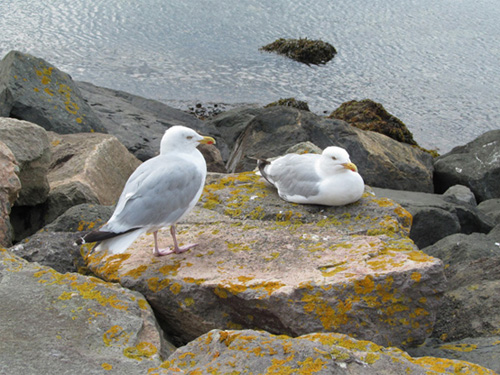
[1, 0, 499, 152]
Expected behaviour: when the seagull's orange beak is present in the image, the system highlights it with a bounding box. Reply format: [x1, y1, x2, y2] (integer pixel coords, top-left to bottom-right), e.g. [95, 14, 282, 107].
[342, 162, 358, 172]
[199, 136, 216, 145]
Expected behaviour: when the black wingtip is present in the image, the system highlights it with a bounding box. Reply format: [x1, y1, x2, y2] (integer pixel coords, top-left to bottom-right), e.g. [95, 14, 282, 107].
[257, 158, 274, 185]
[75, 227, 140, 246]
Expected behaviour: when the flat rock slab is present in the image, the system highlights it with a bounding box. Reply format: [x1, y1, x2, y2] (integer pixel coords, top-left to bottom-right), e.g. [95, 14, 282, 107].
[86, 172, 445, 349]
[0, 249, 174, 374]
[162, 329, 497, 374]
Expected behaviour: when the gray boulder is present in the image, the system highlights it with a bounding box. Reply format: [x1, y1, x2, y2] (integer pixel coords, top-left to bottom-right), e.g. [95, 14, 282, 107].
[0, 249, 174, 374]
[9, 231, 84, 274]
[0, 141, 21, 247]
[477, 198, 500, 225]
[420, 228, 500, 345]
[442, 184, 477, 206]
[373, 187, 494, 249]
[434, 129, 500, 202]
[45, 131, 141, 224]
[208, 106, 434, 192]
[43, 203, 114, 233]
[406, 336, 500, 374]
[0, 51, 106, 134]
[76, 81, 225, 166]
[0, 118, 50, 206]
[165, 329, 496, 374]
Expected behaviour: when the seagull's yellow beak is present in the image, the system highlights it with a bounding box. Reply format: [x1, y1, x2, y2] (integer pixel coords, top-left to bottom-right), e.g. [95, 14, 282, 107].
[342, 162, 358, 172]
[199, 136, 216, 145]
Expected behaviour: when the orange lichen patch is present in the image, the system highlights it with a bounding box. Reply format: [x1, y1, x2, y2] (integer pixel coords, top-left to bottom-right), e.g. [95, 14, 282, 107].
[353, 275, 375, 295]
[147, 277, 170, 292]
[296, 357, 328, 373]
[214, 286, 228, 299]
[101, 363, 113, 370]
[123, 342, 158, 361]
[170, 282, 182, 295]
[124, 265, 149, 279]
[158, 263, 181, 276]
[301, 290, 349, 330]
[411, 356, 494, 374]
[1, 251, 25, 272]
[34, 268, 130, 310]
[394, 206, 412, 229]
[103, 325, 130, 347]
[137, 299, 149, 310]
[202, 172, 268, 213]
[410, 272, 421, 282]
[85, 252, 131, 282]
[183, 277, 206, 285]
[250, 281, 286, 296]
[226, 241, 252, 252]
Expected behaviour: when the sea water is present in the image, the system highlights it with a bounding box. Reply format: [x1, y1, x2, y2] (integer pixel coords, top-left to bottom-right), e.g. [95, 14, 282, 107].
[1, 0, 499, 152]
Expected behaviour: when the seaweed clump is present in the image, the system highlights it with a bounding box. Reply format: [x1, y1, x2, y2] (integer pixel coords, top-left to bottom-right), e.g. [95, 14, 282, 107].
[329, 99, 418, 146]
[265, 98, 310, 112]
[260, 38, 337, 65]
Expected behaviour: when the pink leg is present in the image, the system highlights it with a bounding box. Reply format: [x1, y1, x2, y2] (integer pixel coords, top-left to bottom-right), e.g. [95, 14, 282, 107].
[152, 226, 198, 256]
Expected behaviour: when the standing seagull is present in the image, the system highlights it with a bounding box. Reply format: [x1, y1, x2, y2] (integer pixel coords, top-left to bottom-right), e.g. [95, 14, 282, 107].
[258, 146, 364, 206]
[79, 125, 215, 256]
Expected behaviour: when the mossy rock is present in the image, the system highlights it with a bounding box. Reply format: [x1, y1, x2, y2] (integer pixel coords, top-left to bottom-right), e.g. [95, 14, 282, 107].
[329, 99, 418, 146]
[260, 38, 337, 65]
[265, 97, 310, 111]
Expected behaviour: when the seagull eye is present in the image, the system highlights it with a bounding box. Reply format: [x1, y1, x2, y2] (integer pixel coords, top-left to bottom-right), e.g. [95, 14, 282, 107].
[331, 156, 337, 160]
[187, 136, 193, 140]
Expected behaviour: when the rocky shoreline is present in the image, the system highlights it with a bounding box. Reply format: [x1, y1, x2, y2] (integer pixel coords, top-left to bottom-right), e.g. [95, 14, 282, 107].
[1, 50, 500, 374]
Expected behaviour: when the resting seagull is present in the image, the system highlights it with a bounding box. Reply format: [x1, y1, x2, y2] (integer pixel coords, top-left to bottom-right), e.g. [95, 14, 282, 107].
[258, 146, 364, 206]
[78, 125, 215, 256]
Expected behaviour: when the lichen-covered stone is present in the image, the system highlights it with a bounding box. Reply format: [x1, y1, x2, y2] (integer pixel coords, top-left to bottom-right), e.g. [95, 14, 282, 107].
[260, 38, 337, 65]
[86, 172, 445, 349]
[0, 249, 174, 374]
[0, 50, 106, 134]
[162, 329, 497, 374]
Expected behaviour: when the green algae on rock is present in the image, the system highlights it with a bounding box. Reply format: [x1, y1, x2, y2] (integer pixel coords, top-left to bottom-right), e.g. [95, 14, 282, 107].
[260, 38, 337, 65]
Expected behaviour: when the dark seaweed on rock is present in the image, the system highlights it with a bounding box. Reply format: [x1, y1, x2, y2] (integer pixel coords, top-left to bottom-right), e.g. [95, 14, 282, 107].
[260, 38, 337, 65]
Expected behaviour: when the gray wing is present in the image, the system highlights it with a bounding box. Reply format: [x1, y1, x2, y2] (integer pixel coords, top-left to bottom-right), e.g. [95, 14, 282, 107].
[104, 155, 203, 232]
[265, 154, 321, 198]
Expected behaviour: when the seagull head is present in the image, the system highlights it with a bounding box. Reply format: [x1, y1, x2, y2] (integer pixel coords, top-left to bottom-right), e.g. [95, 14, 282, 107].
[319, 146, 359, 174]
[160, 125, 216, 154]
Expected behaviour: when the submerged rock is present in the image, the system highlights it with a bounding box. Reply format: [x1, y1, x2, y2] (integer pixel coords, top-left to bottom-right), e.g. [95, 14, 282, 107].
[260, 38, 337, 65]
[265, 97, 310, 111]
